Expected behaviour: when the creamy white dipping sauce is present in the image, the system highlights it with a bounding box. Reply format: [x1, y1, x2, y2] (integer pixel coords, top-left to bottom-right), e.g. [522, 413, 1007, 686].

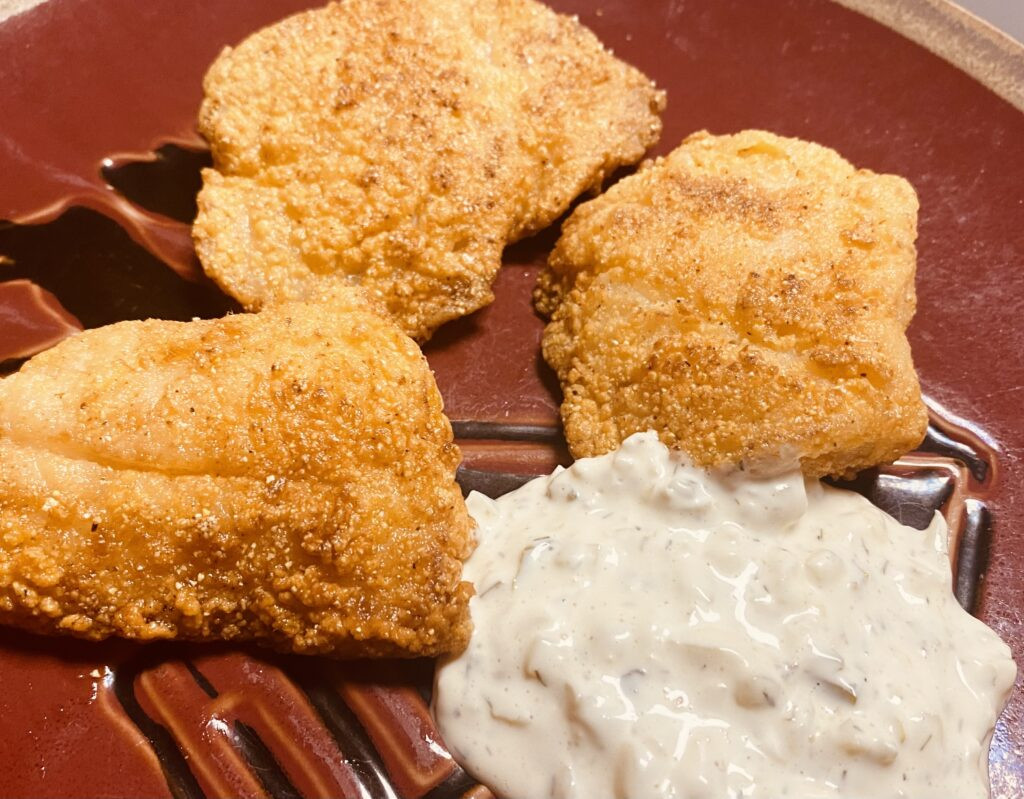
[434, 432, 1016, 799]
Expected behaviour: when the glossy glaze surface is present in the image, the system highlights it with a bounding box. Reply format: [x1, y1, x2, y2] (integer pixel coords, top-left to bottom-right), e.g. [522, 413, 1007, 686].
[1, 0, 1022, 796]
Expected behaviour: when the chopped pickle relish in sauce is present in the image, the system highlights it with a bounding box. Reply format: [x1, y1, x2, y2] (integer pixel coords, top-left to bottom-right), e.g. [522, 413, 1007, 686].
[434, 433, 1016, 799]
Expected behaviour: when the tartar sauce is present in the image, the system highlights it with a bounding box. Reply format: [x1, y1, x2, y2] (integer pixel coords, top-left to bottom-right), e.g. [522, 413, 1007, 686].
[434, 432, 1016, 799]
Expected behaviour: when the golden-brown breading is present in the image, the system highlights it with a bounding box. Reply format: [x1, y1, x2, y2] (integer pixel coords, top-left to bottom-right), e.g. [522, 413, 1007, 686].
[0, 288, 473, 657]
[536, 130, 928, 478]
[193, 0, 665, 342]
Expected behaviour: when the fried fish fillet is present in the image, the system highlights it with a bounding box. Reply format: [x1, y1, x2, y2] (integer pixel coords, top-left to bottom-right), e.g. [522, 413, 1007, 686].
[0, 288, 473, 657]
[193, 0, 665, 342]
[536, 130, 928, 478]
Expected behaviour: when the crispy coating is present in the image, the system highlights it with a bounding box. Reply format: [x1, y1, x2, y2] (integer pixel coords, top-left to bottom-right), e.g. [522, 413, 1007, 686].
[536, 130, 928, 478]
[0, 288, 474, 657]
[193, 0, 665, 342]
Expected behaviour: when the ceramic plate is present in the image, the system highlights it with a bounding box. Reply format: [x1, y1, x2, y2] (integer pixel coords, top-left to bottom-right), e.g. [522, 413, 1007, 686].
[1, 0, 1022, 796]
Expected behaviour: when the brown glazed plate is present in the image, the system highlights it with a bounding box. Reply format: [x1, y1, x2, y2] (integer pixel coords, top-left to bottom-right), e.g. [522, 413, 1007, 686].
[1, 0, 1022, 796]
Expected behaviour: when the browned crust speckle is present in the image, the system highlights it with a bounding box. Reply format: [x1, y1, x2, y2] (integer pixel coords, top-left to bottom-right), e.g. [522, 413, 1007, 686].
[536, 130, 928, 478]
[193, 0, 664, 342]
[0, 288, 474, 657]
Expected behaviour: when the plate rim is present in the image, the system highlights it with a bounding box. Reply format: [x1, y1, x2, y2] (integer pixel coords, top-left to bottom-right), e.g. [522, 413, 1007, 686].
[3, 0, 1024, 113]
[837, 0, 1024, 111]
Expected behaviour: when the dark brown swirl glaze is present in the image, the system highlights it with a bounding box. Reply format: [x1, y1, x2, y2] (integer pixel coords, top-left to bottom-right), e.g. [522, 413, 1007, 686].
[1, 0, 1022, 796]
